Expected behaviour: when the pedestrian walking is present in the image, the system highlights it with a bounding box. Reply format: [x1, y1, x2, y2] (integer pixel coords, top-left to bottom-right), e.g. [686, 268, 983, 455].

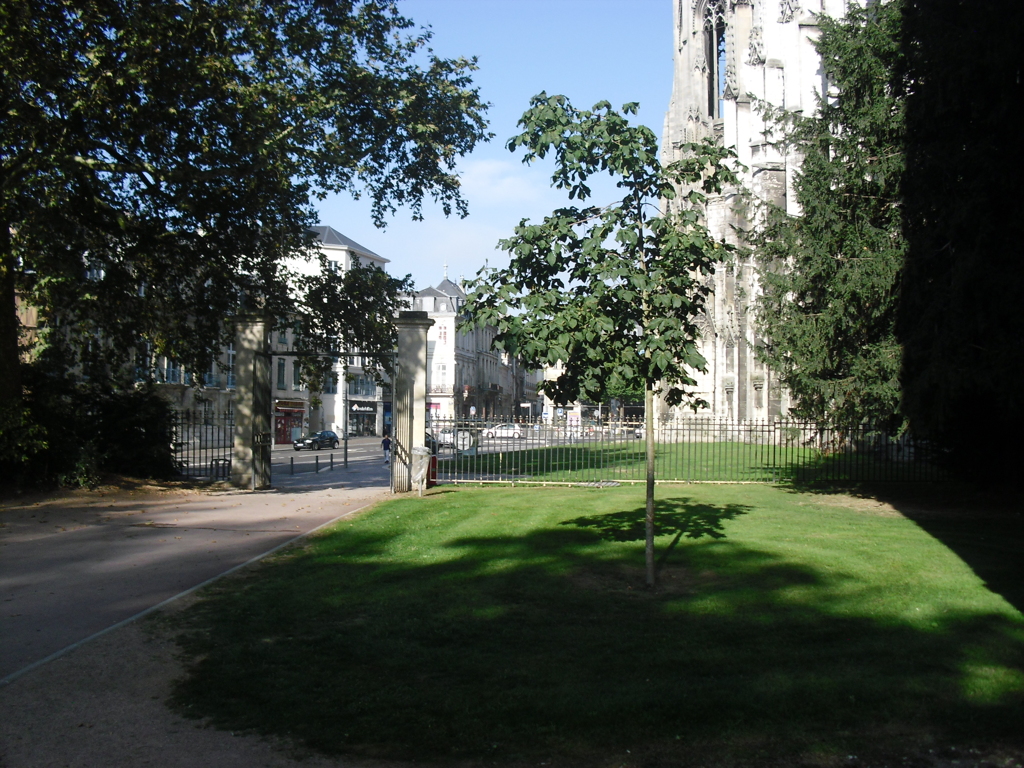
[381, 435, 391, 465]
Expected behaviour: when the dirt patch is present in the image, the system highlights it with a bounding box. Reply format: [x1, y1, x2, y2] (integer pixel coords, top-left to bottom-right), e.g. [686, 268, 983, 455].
[0, 479, 244, 536]
[0, 474, 227, 509]
[802, 493, 906, 517]
[790, 483, 1022, 521]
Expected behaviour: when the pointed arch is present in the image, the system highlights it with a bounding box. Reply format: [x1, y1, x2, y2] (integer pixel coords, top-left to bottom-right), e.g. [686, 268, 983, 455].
[696, 0, 728, 118]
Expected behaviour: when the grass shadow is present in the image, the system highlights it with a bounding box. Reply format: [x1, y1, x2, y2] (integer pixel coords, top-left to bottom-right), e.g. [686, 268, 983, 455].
[773, 479, 1024, 617]
[560, 498, 751, 575]
[167, 487, 1024, 766]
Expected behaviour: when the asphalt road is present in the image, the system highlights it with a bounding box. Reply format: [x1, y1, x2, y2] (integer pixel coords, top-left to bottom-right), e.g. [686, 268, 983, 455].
[274, 435, 386, 476]
[0, 453, 391, 684]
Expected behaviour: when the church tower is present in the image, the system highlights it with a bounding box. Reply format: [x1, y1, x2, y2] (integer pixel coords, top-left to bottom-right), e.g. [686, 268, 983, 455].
[662, 0, 846, 420]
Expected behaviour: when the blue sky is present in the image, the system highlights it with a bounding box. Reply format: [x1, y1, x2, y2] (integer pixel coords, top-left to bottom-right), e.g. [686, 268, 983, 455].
[316, 0, 674, 292]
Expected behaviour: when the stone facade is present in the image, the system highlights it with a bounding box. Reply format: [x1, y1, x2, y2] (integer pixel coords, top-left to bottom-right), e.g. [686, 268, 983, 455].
[154, 226, 393, 441]
[413, 275, 542, 421]
[661, 0, 847, 419]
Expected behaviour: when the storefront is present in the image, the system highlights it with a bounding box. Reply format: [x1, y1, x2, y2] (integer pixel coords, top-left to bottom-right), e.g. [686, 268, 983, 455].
[348, 401, 378, 436]
[274, 400, 306, 444]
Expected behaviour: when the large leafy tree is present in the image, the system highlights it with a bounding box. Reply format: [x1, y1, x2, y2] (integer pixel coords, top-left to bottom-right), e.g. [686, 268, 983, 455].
[0, 0, 488, 403]
[898, 0, 1024, 477]
[294, 254, 414, 414]
[753, 1, 906, 429]
[464, 94, 736, 586]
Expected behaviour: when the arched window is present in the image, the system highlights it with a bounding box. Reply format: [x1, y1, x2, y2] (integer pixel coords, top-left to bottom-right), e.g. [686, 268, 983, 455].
[703, 0, 727, 119]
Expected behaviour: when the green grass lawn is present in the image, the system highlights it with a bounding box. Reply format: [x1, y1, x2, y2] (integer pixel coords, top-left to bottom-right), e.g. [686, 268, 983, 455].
[439, 441, 934, 484]
[167, 484, 1024, 766]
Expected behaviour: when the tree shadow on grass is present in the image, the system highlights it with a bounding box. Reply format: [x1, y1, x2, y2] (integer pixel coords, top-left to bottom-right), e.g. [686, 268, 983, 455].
[560, 497, 751, 574]
[775, 479, 1024, 617]
[168, 502, 1024, 767]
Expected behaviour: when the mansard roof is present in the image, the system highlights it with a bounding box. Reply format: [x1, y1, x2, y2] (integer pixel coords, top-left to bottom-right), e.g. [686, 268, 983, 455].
[309, 226, 387, 262]
[416, 286, 446, 298]
[435, 277, 466, 298]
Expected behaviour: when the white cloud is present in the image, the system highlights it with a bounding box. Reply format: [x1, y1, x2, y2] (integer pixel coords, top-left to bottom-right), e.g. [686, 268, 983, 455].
[456, 157, 551, 209]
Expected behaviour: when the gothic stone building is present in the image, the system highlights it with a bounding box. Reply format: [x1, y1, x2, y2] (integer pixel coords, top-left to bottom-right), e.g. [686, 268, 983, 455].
[661, 0, 846, 419]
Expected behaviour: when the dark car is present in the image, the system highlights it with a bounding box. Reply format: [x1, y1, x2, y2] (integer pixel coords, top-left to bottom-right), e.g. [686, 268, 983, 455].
[293, 430, 340, 451]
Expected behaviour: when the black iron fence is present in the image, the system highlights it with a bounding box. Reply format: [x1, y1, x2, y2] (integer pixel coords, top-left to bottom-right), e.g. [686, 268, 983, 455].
[170, 408, 234, 480]
[426, 417, 942, 486]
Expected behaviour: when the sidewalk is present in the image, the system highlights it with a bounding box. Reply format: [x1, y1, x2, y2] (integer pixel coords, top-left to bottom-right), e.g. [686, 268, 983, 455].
[0, 462, 390, 681]
[0, 469, 404, 766]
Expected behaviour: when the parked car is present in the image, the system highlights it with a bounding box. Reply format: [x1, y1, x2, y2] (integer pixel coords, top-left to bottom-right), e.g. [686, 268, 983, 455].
[437, 427, 457, 446]
[293, 430, 340, 450]
[484, 424, 524, 439]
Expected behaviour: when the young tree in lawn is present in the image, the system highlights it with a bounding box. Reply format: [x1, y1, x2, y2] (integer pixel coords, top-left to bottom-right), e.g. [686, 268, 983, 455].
[464, 94, 737, 586]
[0, 0, 488, 404]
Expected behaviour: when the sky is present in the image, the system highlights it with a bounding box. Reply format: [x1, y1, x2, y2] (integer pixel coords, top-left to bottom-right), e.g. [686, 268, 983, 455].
[316, 0, 675, 293]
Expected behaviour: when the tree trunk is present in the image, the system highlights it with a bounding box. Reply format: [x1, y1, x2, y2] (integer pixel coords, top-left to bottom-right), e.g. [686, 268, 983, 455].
[644, 381, 656, 587]
[0, 226, 23, 405]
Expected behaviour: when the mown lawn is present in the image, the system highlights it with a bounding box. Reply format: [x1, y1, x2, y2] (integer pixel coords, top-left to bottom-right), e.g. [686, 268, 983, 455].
[439, 441, 934, 484]
[167, 484, 1024, 766]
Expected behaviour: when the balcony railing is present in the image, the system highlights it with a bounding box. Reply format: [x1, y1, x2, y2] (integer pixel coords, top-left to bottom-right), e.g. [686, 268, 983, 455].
[162, 368, 191, 385]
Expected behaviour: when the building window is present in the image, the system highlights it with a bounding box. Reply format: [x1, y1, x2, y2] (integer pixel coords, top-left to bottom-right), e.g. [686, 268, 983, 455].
[355, 375, 371, 397]
[277, 358, 286, 390]
[226, 344, 236, 389]
[278, 328, 288, 345]
[703, 0, 727, 119]
[348, 374, 376, 398]
[164, 358, 181, 385]
[292, 360, 302, 390]
[134, 342, 152, 383]
[204, 359, 219, 388]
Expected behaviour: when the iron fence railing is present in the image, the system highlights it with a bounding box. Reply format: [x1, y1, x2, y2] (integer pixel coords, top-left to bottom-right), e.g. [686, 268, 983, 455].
[425, 417, 943, 486]
[171, 408, 234, 480]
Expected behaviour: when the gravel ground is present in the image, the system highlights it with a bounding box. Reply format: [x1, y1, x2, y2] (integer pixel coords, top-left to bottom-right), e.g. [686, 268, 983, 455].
[0, 597, 409, 768]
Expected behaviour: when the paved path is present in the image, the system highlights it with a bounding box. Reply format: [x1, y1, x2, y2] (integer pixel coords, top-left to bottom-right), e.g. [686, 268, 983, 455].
[0, 452, 391, 684]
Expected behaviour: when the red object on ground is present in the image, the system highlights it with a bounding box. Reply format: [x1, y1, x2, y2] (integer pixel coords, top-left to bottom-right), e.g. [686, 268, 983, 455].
[427, 455, 437, 488]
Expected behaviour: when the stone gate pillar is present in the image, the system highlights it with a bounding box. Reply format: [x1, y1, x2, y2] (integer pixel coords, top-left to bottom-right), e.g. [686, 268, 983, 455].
[231, 315, 272, 489]
[391, 311, 434, 493]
